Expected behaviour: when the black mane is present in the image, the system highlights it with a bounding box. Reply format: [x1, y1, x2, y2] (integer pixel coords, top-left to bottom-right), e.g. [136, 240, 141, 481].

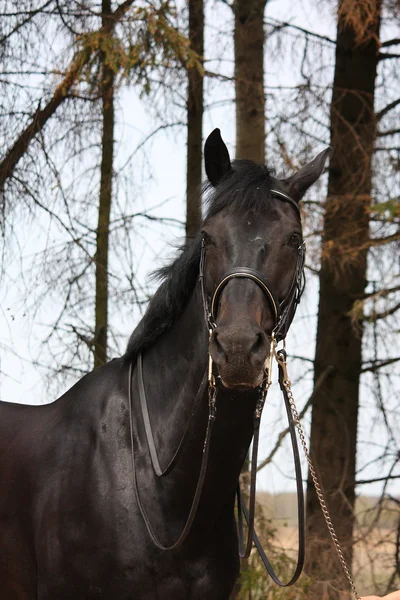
[124, 235, 202, 360]
[124, 160, 274, 360]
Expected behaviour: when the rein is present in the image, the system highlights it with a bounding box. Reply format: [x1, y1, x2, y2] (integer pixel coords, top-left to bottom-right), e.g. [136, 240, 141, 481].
[129, 188, 360, 599]
[137, 353, 207, 477]
[236, 345, 305, 588]
[129, 359, 215, 550]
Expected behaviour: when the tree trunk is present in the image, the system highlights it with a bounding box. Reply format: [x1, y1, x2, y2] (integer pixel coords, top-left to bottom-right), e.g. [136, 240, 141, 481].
[232, 3, 266, 597]
[94, 0, 115, 368]
[233, 0, 266, 163]
[186, 0, 204, 239]
[305, 2, 381, 597]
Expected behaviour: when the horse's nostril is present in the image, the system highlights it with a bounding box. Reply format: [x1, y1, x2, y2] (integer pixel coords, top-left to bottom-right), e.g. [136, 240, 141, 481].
[213, 330, 267, 362]
[212, 333, 227, 363]
[251, 333, 264, 357]
[214, 333, 224, 353]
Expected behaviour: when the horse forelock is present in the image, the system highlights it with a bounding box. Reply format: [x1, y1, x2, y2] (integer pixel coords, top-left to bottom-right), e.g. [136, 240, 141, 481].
[204, 159, 276, 218]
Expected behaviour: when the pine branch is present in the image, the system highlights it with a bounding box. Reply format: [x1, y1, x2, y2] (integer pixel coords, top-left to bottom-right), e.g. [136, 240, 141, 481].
[0, 0, 135, 197]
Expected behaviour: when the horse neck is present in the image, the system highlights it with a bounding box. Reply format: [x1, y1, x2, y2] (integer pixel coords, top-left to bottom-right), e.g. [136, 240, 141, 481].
[137, 284, 258, 516]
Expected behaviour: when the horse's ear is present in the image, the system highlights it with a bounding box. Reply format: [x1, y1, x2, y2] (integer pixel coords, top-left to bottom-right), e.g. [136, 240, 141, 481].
[284, 148, 331, 202]
[204, 129, 232, 186]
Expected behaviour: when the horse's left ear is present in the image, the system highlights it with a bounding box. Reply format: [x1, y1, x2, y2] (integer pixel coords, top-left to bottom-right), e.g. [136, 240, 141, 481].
[204, 128, 232, 187]
[284, 148, 331, 202]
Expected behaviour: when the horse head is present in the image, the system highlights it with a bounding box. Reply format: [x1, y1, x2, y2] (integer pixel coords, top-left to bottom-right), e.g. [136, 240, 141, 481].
[202, 129, 329, 390]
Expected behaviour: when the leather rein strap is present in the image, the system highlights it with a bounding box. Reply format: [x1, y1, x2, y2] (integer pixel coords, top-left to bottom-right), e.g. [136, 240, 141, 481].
[137, 353, 207, 477]
[130, 358, 214, 550]
[237, 348, 305, 586]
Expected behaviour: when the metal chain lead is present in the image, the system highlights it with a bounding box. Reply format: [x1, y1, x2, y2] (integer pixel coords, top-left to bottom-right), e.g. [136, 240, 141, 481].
[276, 351, 360, 600]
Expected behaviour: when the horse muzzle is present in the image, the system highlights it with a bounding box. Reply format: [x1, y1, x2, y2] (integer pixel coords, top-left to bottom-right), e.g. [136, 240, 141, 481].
[209, 327, 269, 390]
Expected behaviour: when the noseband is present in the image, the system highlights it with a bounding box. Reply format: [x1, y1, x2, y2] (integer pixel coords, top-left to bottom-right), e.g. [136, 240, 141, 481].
[199, 189, 306, 343]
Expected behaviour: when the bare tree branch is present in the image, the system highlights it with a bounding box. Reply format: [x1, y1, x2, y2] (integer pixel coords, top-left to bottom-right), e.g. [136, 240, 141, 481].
[356, 474, 400, 485]
[362, 285, 400, 301]
[256, 365, 335, 473]
[381, 38, 400, 47]
[376, 97, 400, 121]
[361, 356, 400, 373]
[377, 128, 400, 137]
[379, 52, 400, 60]
[265, 17, 336, 45]
[367, 301, 400, 322]
[0, 0, 53, 45]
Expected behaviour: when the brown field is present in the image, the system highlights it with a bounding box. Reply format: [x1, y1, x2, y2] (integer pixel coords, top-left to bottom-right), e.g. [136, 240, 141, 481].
[256, 492, 399, 597]
[265, 526, 397, 596]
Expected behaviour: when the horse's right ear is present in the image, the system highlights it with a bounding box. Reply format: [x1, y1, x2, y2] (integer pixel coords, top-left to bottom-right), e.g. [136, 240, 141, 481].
[204, 129, 232, 187]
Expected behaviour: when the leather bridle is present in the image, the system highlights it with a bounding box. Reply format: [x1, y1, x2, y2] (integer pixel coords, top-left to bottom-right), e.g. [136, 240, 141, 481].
[199, 188, 306, 344]
[130, 189, 306, 587]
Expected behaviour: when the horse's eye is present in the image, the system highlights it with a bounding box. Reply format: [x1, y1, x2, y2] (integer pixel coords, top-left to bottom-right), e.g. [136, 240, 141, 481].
[288, 233, 302, 247]
[201, 231, 215, 247]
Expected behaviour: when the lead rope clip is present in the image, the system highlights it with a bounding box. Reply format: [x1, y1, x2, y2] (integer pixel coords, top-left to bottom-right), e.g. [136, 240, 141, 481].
[254, 334, 277, 423]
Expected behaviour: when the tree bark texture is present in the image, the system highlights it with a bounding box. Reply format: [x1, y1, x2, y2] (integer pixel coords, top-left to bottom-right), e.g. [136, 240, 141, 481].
[233, 0, 266, 163]
[305, 2, 381, 597]
[186, 0, 204, 239]
[94, 0, 115, 368]
[232, 5, 266, 597]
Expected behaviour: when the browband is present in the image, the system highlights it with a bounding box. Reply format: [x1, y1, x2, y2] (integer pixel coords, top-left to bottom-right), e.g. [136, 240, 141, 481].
[269, 189, 301, 216]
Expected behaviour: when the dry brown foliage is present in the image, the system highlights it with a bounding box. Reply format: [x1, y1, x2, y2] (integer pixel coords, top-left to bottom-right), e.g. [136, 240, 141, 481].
[338, 0, 380, 44]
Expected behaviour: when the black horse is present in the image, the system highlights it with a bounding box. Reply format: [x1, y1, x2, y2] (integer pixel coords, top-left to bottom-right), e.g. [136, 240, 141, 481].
[0, 130, 328, 600]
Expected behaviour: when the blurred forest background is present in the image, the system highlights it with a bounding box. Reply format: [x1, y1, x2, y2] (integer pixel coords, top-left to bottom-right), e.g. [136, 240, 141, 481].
[0, 0, 399, 598]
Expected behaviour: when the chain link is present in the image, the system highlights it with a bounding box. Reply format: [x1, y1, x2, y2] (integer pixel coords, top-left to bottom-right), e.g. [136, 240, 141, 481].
[280, 370, 360, 600]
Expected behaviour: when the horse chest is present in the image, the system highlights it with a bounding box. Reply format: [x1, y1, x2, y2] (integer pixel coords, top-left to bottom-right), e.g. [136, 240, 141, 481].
[36, 547, 238, 600]
[33, 473, 239, 600]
